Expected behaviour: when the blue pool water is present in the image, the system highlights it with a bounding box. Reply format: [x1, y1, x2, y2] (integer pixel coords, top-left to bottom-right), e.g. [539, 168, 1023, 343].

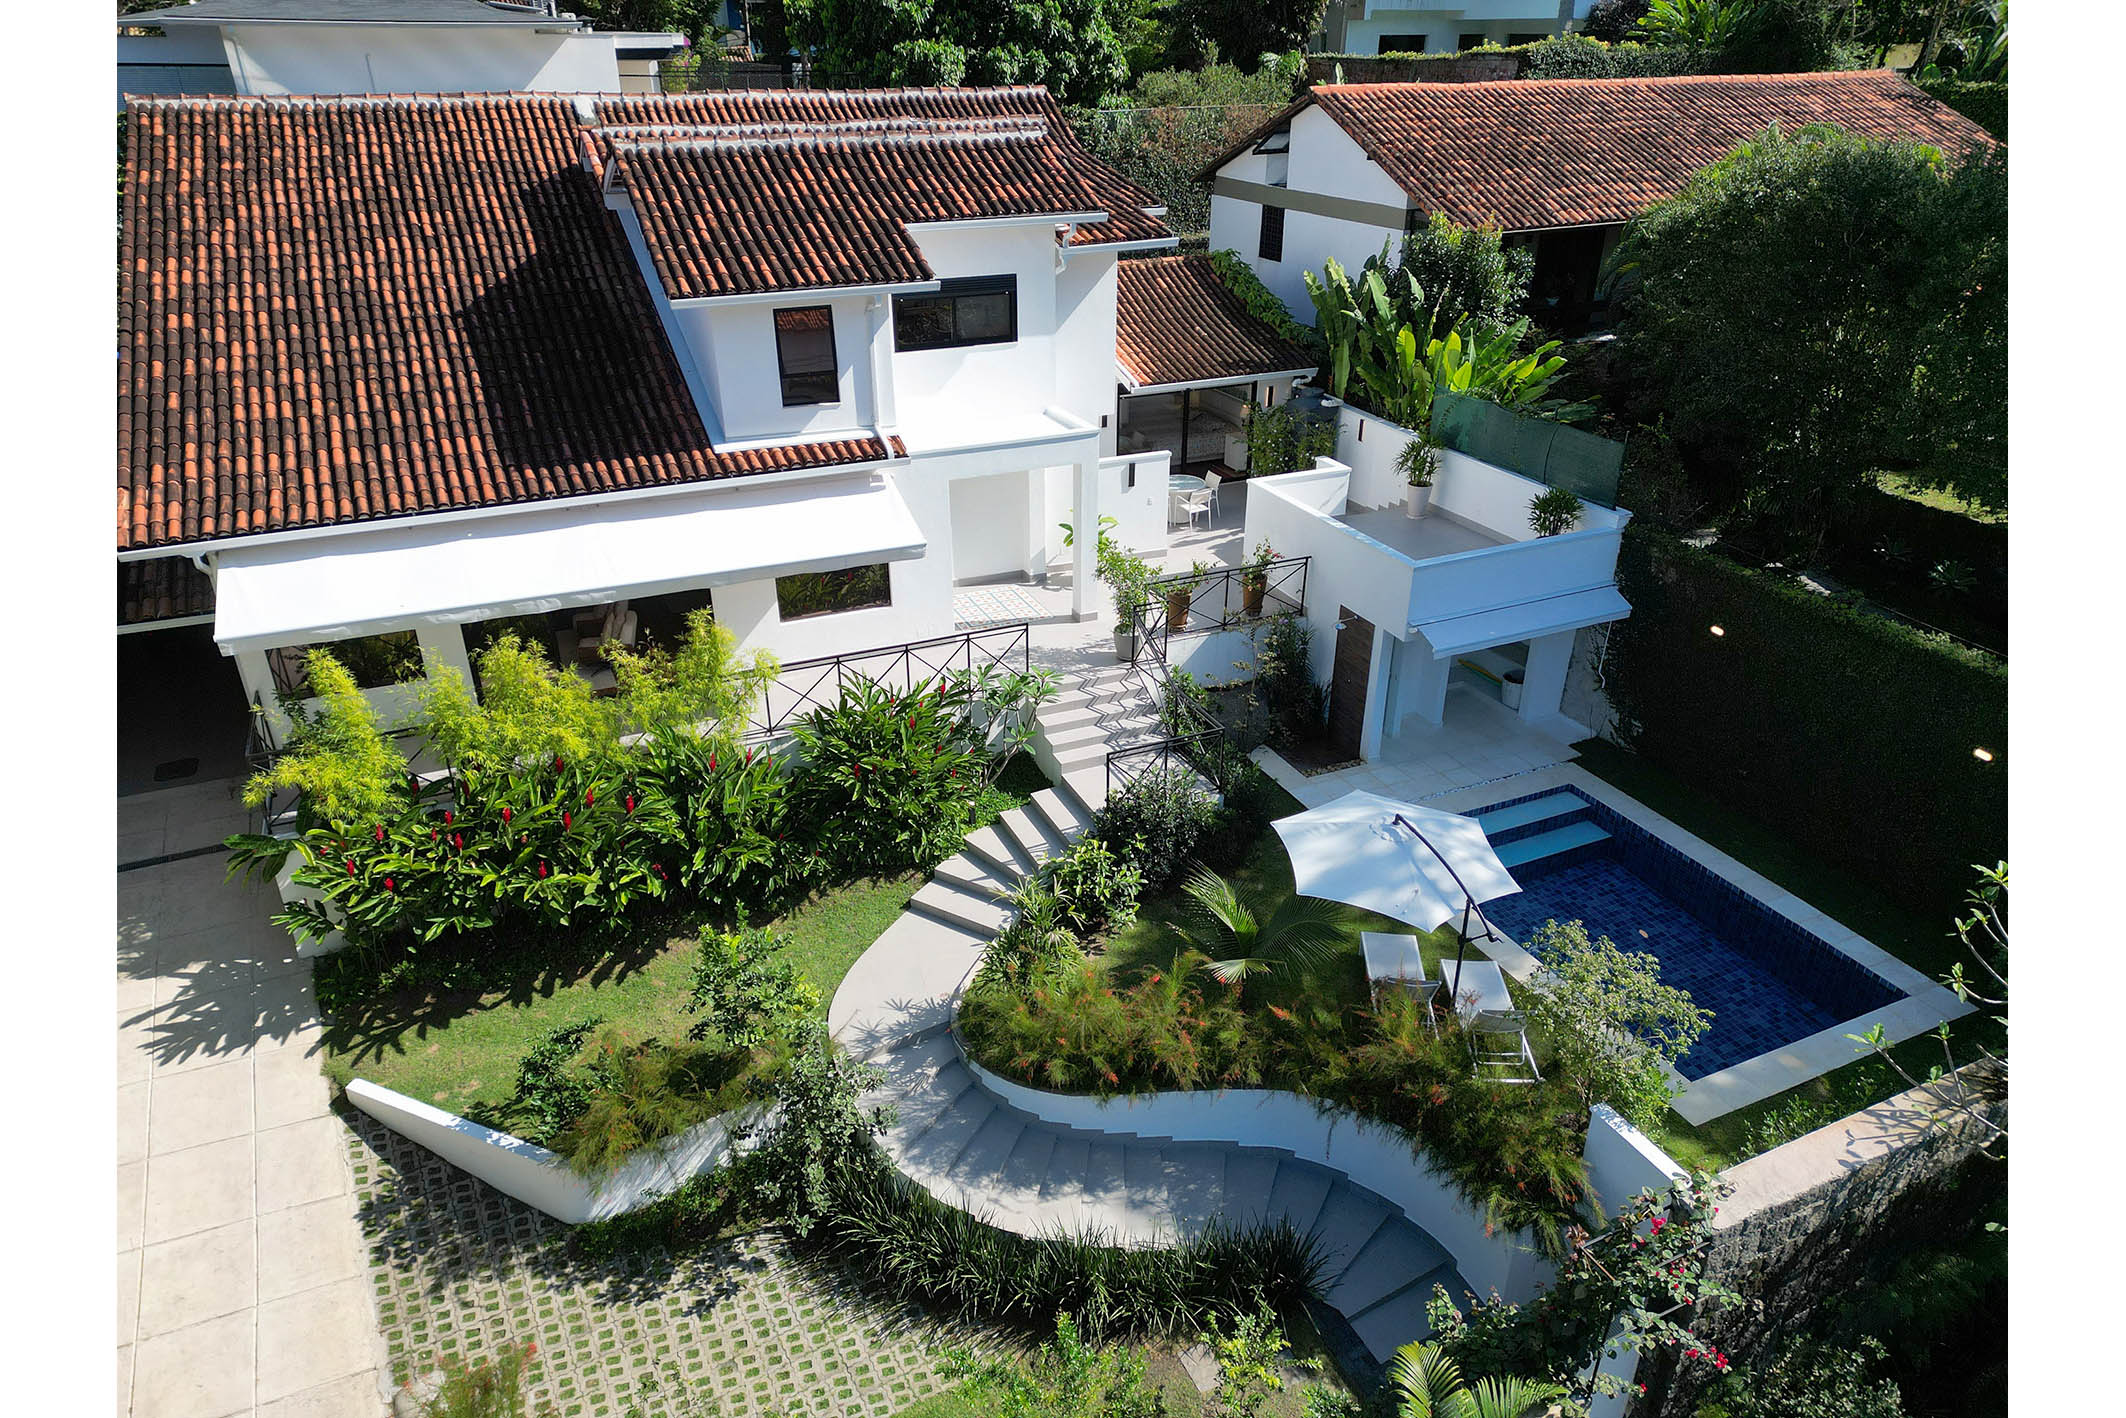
[1473, 788, 1902, 1080]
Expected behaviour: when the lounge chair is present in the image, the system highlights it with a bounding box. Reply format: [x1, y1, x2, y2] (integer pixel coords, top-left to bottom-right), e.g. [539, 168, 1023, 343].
[1467, 1009, 1542, 1084]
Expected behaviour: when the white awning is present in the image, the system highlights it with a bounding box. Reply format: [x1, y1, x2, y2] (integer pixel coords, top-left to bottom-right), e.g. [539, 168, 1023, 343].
[1412, 584, 1631, 660]
[212, 473, 925, 655]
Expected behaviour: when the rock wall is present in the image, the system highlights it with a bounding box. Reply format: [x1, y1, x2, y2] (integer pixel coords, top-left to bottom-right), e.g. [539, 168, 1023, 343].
[1636, 1072, 2005, 1416]
[1305, 55, 1521, 86]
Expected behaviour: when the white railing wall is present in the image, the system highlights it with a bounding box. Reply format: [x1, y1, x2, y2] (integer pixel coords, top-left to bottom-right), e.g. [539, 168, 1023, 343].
[1403, 526, 1626, 632]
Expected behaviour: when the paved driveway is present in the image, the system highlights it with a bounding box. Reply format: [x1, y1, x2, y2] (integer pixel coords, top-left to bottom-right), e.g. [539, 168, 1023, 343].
[119, 782, 387, 1418]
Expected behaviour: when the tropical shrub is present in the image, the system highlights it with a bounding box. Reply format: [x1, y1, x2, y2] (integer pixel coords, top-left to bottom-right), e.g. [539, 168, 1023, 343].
[723, 1026, 891, 1238]
[785, 673, 985, 872]
[1093, 772, 1222, 891]
[1243, 398, 1337, 477]
[1695, 1336, 1907, 1418]
[802, 1152, 1328, 1341]
[1528, 486, 1585, 538]
[1171, 868, 1348, 985]
[1199, 1306, 1291, 1418]
[1429, 1171, 1749, 1404]
[1368, 215, 1533, 337]
[1388, 1340, 1563, 1418]
[688, 923, 820, 1049]
[242, 651, 406, 829]
[1044, 834, 1146, 939]
[1250, 615, 1325, 751]
[551, 1031, 754, 1177]
[482, 1019, 603, 1147]
[1519, 919, 1710, 1127]
[939, 1312, 1168, 1418]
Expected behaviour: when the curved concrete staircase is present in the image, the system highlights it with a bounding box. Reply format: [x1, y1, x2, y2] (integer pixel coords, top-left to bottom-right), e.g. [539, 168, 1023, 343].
[827, 660, 1469, 1365]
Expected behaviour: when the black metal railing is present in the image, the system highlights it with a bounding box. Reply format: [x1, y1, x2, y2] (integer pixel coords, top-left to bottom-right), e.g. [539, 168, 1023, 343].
[746, 622, 1032, 741]
[1130, 555, 1309, 666]
[1103, 649, 1233, 801]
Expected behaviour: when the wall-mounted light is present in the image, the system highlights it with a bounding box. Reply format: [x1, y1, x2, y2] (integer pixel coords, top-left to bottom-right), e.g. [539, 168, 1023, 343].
[1709, 625, 1726, 637]
[1973, 747, 1995, 763]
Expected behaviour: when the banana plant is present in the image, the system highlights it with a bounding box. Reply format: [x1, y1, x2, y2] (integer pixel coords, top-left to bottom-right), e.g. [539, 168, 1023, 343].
[1303, 258, 1362, 399]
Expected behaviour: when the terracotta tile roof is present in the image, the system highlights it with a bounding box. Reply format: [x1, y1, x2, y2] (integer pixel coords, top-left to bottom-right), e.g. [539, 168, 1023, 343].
[1116, 255, 1318, 389]
[595, 89, 1170, 298]
[118, 93, 896, 552]
[118, 557, 215, 627]
[1214, 71, 1998, 231]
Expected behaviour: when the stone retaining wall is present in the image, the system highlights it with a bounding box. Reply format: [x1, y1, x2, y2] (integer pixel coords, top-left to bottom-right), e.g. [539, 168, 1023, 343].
[1636, 1072, 2004, 1415]
[1305, 54, 1521, 85]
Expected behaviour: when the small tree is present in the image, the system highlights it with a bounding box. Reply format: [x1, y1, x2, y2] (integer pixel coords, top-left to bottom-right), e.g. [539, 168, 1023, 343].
[1370, 216, 1534, 336]
[1520, 919, 1711, 1126]
[1172, 866, 1349, 984]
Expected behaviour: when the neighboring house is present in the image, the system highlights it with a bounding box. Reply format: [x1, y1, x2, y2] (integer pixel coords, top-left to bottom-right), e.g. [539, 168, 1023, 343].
[1314, 1, 1590, 56]
[115, 87, 1315, 759]
[116, 0, 687, 108]
[1206, 70, 1999, 327]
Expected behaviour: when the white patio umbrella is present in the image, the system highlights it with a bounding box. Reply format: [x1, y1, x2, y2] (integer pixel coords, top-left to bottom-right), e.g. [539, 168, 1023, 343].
[1271, 789, 1522, 980]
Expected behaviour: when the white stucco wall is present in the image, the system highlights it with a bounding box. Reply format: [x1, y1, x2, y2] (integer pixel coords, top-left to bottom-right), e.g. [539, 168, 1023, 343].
[1053, 250, 1123, 455]
[676, 296, 880, 444]
[1344, 4, 1571, 54]
[894, 225, 1068, 422]
[219, 24, 623, 96]
[950, 470, 1042, 581]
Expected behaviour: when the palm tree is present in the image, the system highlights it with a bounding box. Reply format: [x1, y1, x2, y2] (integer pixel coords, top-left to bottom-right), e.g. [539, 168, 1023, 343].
[1171, 867, 1349, 985]
[1391, 1340, 1565, 1418]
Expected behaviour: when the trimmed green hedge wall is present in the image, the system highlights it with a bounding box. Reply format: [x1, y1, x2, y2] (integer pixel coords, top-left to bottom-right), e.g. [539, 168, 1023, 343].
[1919, 80, 2007, 141]
[1605, 530, 2005, 913]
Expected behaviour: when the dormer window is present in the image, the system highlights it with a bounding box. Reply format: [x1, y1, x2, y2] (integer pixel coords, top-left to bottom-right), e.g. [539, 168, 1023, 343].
[774, 306, 839, 405]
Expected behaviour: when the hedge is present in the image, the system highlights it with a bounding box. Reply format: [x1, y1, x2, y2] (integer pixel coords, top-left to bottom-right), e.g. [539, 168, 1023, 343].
[1603, 529, 2005, 914]
[1919, 80, 2007, 141]
[1307, 37, 1702, 85]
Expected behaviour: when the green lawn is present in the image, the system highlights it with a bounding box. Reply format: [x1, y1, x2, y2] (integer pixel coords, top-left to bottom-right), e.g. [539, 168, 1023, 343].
[1571, 739, 1995, 1172]
[1879, 471, 2006, 524]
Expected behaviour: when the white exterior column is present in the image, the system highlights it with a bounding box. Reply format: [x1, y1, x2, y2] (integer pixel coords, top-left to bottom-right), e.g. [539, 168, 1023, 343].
[1518, 629, 1576, 726]
[1358, 624, 1395, 761]
[1071, 451, 1101, 621]
[421, 623, 476, 695]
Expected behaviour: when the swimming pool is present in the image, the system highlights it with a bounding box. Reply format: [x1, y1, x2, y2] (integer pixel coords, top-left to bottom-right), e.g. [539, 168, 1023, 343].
[1467, 786, 1905, 1081]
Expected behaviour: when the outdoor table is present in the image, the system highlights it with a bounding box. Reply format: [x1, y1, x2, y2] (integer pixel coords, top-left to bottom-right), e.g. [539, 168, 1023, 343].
[1168, 474, 1208, 493]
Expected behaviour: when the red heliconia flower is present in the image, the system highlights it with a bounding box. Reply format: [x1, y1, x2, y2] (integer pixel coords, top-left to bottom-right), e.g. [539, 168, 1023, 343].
[553, 756, 564, 772]
[624, 793, 635, 814]
[585, 787, 594, 807]
[346, 858, 356, 876]
[452, 832, 463, 850]
[385, 877, 396, 893]
[907, 715, 914, 729]
[537, 860, 548, 879]
[374, 824, 385, 842]
[444, 808, 454, 825]
[653, 863, 667, 880]
[745, 749, 754, 764]
[430, 828, 438, 842]
[709, 754, 717, 772]
[501, 805, 512, 823]
[563, 809, 573, 831]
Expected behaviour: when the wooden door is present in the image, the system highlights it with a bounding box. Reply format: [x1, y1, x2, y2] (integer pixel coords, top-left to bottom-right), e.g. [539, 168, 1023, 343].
[1326, 606, 1373, 763]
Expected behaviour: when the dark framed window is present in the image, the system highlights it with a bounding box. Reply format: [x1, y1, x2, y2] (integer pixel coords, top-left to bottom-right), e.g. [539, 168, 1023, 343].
[1460, 33, 1487, 51]
[892, 275, 1018, 352]
[776, 564, 891, 620]
[1258, 205, 1286, 263]
[1377, 33, 1428, 53]
[773, 305, 839, 406]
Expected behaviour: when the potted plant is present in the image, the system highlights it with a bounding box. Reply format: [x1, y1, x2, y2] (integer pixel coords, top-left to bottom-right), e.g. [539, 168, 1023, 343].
[1095, 536, 1153, 662]
[1529, 486, 1583, 538]
[1240, 538, 1280, 618]
[1165, 561, 1212, 634]
[1398, 436, 1438, 519]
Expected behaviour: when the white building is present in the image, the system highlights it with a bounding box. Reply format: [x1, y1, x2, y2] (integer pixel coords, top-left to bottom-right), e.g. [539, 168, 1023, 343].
[1314, 2, 1590, 56]
[116, 0, 686, 108]
[1205, 70, 2000, 328]
[114, 87, 1327, 773]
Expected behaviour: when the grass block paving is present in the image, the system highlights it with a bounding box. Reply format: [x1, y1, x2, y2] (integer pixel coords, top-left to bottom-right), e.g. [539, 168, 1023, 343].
[344, 1108, 963, 1417]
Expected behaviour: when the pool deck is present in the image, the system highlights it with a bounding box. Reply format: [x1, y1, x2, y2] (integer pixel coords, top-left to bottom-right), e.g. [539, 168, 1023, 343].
[1252, 752, 1974, 1124]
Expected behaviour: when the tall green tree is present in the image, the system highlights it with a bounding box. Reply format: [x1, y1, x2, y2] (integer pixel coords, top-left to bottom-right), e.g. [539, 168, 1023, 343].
[1170, 0, 1326, 71]
[783, 0, 1128, 104]
[1615, 123, 2006, 540]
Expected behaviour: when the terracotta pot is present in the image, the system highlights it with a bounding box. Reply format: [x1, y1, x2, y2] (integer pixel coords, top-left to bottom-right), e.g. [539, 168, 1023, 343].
[1242, 579, 1267, 617]
[1166, 588, 1193, 632]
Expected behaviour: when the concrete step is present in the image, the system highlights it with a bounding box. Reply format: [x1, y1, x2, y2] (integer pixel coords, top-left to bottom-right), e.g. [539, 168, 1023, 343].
[1217, 1149, 1283, 1229]
[1265, 1158, 1339, 1238]
[1160, 1143, 1230, 1234]
[997, 805, 1067, 870]
[1307, 1183, 1397, 1282]
[932, 852, 1017, 899]
[895, 1087, 1000, 1184]
[910, 880, 1015, 936]
[948, 1107, 1031, 1197]
[963, 824, 1034, 882]
[1043, 721, 1113, 755]
[1346, 1262, 1466, 1363]
[996, 1124, 1060, 1204]
[1040, 1132, 1092, 1203]
[1328, 1218, 1457, 1318]
[1060, 768, 1113, 818]
[1494, 820, 1611, 870]
[1028, 787, 1095, 843]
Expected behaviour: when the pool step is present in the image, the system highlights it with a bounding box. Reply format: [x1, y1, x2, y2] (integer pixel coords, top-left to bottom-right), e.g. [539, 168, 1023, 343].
[1475, 793, 1587, 839]
[1494, 821, 1611, 870]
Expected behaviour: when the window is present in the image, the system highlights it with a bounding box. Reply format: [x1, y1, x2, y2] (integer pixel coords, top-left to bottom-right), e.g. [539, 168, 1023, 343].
[773, 305, 839, 406]
[1377, 33, 1428, 54]
[1459, 33, 1487, 51]
[1258, 205, 1285, 263]
[892, 275, 1018, 352]
[776, 564, 891, 620]
[267, 630, 424, 695]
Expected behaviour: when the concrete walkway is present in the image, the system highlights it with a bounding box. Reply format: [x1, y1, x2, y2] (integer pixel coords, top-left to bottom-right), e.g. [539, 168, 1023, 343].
[119, 782, 387, 1418]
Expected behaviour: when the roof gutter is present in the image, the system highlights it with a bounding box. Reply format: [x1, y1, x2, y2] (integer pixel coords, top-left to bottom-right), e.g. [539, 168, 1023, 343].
[1120, 367, 1317, 396]
[670, 280, 940, 310]
[117, 453, 903, 565]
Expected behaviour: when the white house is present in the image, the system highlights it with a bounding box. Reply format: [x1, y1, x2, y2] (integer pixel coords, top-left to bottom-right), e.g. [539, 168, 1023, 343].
[114, 86, 1324, 769]
[1314, 2, 1591, 56]
[116, 0, 687, 108]
[1205, 70, 2000, 327]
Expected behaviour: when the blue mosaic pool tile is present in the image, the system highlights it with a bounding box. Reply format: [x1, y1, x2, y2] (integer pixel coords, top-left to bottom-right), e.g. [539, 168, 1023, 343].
[1471, 787, 1903, 1080]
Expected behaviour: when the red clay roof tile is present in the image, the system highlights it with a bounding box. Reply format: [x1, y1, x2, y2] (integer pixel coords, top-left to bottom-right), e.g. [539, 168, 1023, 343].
[1116, 255, 1317, 389]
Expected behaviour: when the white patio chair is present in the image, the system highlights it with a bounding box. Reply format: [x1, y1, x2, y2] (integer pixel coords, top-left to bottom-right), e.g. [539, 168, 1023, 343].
[1375, 976, 1445, 1038]
[1203, 468, 1223, 516]
[1467, 1009, 1542, 1084]
[1178, 488, 1211, 531]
